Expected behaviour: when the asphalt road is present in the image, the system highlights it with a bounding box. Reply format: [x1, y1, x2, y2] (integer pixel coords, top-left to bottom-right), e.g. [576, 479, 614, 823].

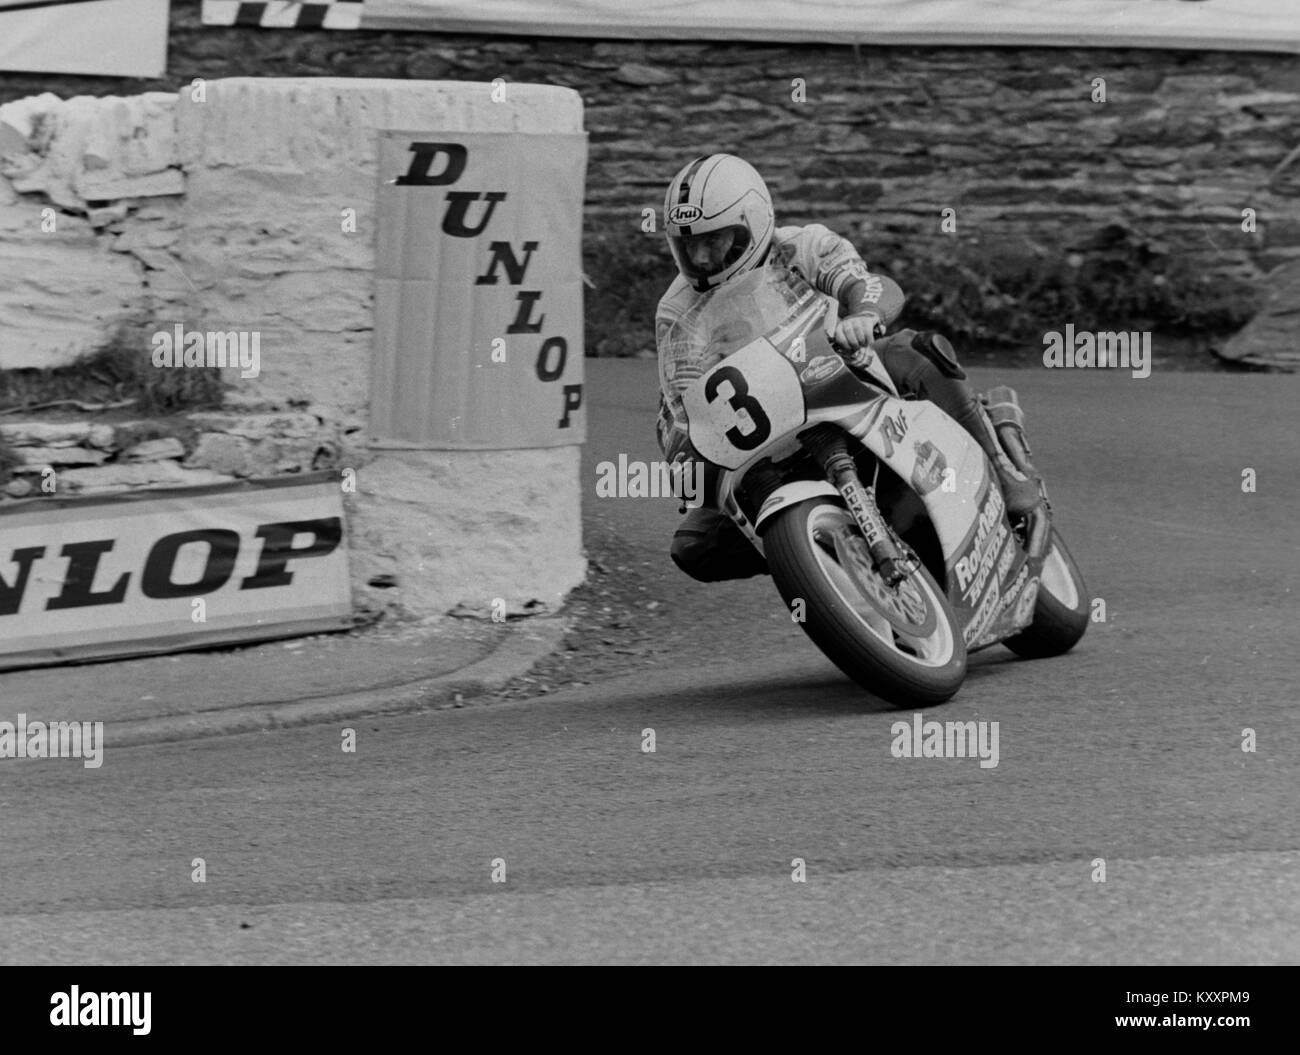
[1, 360, 1297, 965]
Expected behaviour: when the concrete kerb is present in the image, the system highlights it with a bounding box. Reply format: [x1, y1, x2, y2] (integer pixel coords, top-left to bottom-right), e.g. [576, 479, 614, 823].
[101, 616, 569, 749]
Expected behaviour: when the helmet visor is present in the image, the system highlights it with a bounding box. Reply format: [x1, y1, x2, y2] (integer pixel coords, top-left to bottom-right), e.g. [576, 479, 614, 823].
[668, 224, 752, 283]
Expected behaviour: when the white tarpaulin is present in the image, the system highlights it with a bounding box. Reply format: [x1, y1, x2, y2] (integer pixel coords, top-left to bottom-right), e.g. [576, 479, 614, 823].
[201, 0, 1300, 52]
[0, 0, 169, 76]
[370, 130, 588, 449]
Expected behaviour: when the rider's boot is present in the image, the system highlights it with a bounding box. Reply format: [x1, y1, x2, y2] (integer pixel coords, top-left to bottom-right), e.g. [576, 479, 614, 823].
[949, 388, 1043, 517]
[982, 386, 1044, 515]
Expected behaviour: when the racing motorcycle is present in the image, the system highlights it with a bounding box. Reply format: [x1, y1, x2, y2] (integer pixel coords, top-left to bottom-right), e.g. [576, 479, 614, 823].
[659, 265, 1089, 705]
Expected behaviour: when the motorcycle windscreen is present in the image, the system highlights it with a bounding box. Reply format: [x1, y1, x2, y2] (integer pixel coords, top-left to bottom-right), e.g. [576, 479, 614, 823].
[658, 264, 825, 424]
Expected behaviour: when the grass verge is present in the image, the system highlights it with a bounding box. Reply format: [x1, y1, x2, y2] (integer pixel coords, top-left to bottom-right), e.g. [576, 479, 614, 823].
[0, 316, 225, 418]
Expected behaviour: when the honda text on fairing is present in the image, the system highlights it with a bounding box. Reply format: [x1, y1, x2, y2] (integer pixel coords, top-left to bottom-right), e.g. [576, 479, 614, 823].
[659, 265, 1089, 705]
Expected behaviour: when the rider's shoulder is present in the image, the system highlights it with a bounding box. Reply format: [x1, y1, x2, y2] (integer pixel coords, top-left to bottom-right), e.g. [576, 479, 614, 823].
[657, 274, 698, 318]
[773, 222, 849, 266]
[774, 222, 820, 247]
[783, 222, 846, 252]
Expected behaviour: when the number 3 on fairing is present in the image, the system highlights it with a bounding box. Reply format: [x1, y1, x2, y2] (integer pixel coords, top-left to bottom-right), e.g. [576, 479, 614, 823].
[705, 366, 771, 450]
[683, 339, 806, 470]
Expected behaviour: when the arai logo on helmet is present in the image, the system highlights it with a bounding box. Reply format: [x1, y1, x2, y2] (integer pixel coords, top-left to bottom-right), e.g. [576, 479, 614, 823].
[667, 203, 703, 225]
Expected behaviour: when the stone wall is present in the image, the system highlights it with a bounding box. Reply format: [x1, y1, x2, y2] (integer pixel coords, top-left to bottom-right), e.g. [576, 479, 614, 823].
[0, 408, 345, 500]
[583, 47, 1299, 274]
[3, 5, 1297, 358]
[0, 77, 588, 621]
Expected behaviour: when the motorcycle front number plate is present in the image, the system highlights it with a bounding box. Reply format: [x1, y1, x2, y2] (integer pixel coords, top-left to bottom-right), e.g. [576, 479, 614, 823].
[683, 338, 807, 471]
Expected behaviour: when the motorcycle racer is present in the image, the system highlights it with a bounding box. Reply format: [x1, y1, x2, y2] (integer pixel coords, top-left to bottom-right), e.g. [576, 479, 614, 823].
[654, 153, 1044, 583]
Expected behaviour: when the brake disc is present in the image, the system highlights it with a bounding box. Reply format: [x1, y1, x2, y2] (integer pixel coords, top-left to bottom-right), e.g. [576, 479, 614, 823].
[829, 527, 937, 638]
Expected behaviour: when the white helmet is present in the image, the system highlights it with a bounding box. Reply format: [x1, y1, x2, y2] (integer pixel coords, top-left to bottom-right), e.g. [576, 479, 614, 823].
[664, 154, 775, 292]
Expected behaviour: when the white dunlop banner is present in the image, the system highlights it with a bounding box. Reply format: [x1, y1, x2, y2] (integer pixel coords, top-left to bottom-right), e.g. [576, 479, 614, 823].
[370, 131, 588, 449]
[0, 0, 169, 76]
[0, 474, 353, 670]
[202, 0, 1300, 52]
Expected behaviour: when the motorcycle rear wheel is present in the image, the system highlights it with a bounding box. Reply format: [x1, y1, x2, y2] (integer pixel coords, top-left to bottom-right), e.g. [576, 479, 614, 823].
[764, 498, 967, 706]
[1003, 527, 1089, 658]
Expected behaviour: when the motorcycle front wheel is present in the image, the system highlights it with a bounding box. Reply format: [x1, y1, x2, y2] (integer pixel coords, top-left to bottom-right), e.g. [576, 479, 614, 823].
[763, 498, 967, 706]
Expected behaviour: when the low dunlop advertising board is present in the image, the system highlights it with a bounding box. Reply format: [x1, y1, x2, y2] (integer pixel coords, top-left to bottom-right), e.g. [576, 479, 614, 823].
[0, 474, 353, 670]
[370, 130, 588, 449]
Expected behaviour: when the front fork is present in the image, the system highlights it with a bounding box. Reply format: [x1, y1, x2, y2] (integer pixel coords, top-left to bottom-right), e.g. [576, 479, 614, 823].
[805, 428, 915, 587]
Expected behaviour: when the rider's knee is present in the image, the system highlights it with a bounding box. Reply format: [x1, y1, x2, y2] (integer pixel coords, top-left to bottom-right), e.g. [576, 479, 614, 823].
[875, 335, 940, 398]
[670, 531, 715, 582]
[670, 526, 768, 583]
[909, 330, 966, 380]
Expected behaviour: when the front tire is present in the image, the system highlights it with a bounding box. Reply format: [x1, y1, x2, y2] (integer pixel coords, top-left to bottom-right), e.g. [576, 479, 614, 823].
[1003, 528, 1089, 658]
[764, 499, 967, 705]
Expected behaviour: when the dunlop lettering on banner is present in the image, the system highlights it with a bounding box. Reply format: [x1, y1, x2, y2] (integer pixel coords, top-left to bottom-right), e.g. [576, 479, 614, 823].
[0, 474, 352, 670]
[370, 130, 589, 449]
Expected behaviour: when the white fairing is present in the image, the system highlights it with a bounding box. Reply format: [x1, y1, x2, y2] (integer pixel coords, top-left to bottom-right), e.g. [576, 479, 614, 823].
[694, 353, 993, 567]
[667, 265, 996, 571]
[681, 337, 808, 470]
[753, 480, 841, 531]
[854, 349, 900, 396]
[848, 396, 992, 564]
